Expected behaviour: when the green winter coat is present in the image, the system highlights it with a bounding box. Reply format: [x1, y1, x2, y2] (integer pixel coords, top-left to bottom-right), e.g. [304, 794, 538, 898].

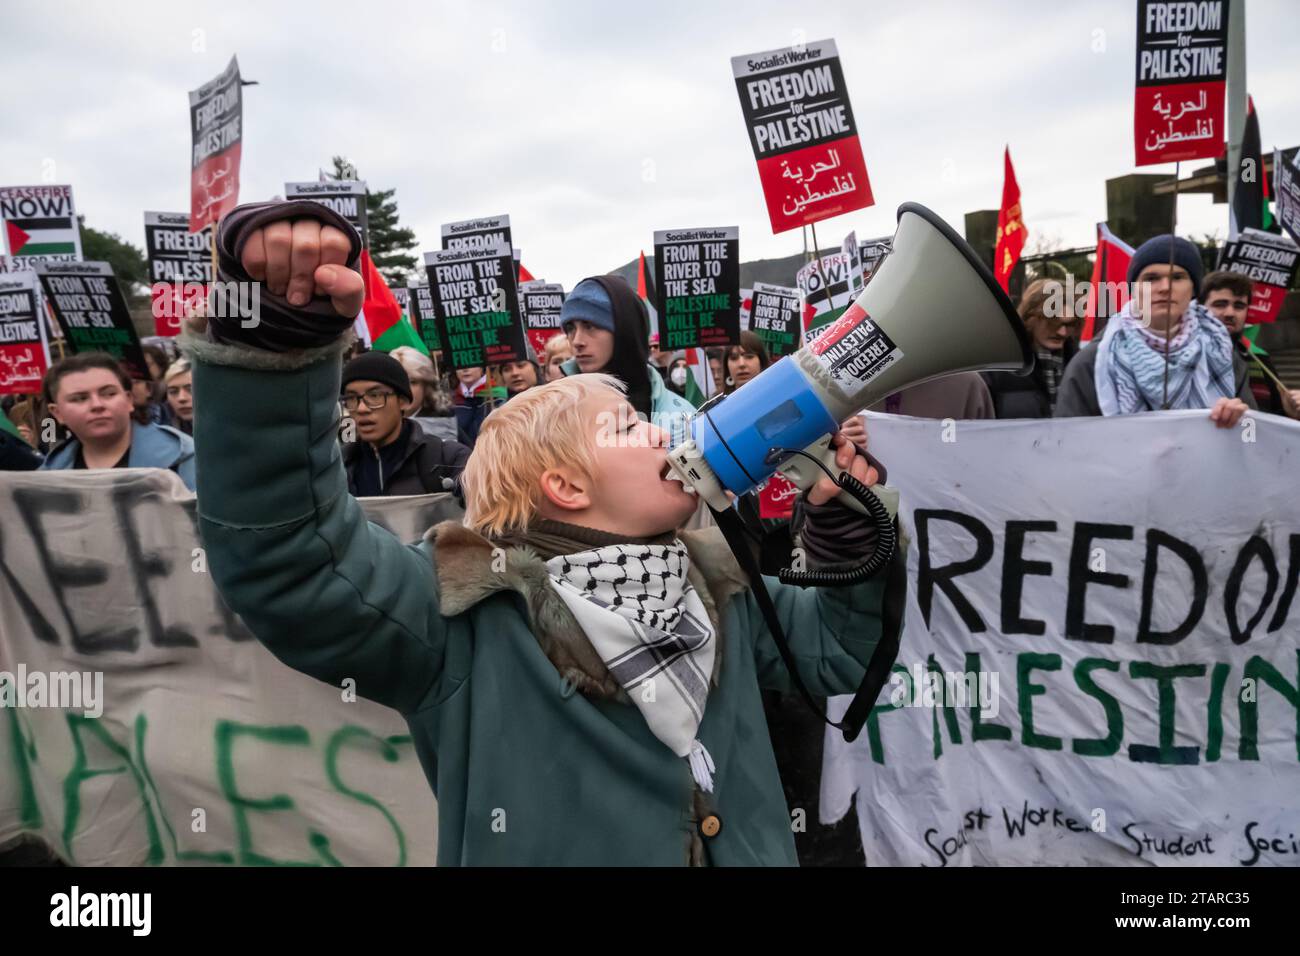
[187, 334, 885, 866]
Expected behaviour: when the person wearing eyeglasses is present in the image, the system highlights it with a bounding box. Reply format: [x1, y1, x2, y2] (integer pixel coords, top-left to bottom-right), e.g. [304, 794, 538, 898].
[339, 351, 469, 498]
[984, 278, 1081, 419]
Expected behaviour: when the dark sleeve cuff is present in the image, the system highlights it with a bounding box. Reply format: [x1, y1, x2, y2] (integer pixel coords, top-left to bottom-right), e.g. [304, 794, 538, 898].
[792, 450, 889, 568]
[208, 200, 364, 353]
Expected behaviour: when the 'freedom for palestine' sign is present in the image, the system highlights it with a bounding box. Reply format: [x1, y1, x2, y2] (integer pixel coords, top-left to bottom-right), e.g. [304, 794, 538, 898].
[1134, 0, 1229, 166]
[189, 56, 244, 231]
[35, 261, 146, 380]
[653, 227, 740, 350]
[519, 281, 566, 359]
[0, 273, 50, 396]
[423, 241, 527, 371]
[732, 39, 873, 233]
[284, 181, 369, 247]
[1216, 228, 1300, 324]
[143, 211, 214, 337]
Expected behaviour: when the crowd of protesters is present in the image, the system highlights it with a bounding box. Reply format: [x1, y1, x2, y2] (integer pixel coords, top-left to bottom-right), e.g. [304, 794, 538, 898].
[1, 202, 1298, 869]
[3, 228, 1298, 490]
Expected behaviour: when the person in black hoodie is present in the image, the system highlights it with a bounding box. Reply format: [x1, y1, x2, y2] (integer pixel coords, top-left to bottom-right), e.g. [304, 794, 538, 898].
[557, 276, 696, 443]
[340, 351, 470, 497]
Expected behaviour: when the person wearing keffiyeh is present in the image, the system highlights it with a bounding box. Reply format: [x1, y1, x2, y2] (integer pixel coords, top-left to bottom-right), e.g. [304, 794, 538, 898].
[1055, 234, 1254, 427]
[183, 198, 893, 866]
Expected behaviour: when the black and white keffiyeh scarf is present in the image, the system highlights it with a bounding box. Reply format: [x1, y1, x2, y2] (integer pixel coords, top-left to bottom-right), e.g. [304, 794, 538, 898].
[545, 542, 719, 791]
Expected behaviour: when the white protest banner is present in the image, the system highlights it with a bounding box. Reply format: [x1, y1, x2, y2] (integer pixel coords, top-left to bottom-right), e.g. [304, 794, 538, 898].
[285, 181, 369, 247]
[822, 411, 1300, 867]
[1, 185, 83, 265]
[0, 469, 459, 866]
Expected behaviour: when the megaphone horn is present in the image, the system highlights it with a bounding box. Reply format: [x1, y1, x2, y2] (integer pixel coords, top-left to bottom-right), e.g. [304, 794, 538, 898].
[667, 201, 1033, 525]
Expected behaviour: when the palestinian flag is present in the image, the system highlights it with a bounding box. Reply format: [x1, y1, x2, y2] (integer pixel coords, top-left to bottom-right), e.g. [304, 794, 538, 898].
[361, 250, 428, 355]
[1081, 222, 1134, 342]
[637, 250, 712, 406]
[681, 347, 715, 407]
[1230, 97, 1273, 239]
[1240, 324, 1268, 357]
[5, 217, 79, 258]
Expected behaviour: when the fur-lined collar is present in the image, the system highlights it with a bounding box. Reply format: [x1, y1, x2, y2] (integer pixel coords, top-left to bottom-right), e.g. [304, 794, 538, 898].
[427, 521, 749, 700]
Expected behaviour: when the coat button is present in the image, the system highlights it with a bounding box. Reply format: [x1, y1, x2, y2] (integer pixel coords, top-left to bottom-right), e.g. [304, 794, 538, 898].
[699, 815, 722, 838]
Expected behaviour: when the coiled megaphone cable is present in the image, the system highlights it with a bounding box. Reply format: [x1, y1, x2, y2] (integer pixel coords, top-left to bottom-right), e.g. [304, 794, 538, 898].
[763, 446, 897, 586]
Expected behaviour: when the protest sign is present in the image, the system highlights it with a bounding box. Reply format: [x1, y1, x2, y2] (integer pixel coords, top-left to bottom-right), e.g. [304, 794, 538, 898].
[391, 285, 410, 316]
[732, 39, 873, 233]
[1274, 147, 1300, 248]
[1134, 0, 1229, 165]
[822, 411, 1300, 866]
[285, 181, 369, 246]
[859, 236, 892, 280]
[424, 242, 528, 370]
[748, 281, 802, 357]
[738, 287, 753, 332]
[653, 226, 740, 350]
[797, 230, 864, 342]
[0, 469, 455, 866]
[1, 185, 83, 266]
[441, 214, 512, 253]
[1216, 228, 1300, 323]
[519, 281, 566, 359]
[408, 282, 441, 355]
[189, 56, 243, 231]
[36, 261, 146, 379]
[0, 273, 50, 395]
[144, 211, 214, 337]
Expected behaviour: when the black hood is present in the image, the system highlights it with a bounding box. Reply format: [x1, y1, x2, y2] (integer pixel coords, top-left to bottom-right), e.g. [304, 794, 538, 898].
[580, 275, 653, 418]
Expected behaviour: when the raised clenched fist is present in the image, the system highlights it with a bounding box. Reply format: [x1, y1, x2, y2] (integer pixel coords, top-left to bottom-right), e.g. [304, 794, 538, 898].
[240, 218, 365, 318]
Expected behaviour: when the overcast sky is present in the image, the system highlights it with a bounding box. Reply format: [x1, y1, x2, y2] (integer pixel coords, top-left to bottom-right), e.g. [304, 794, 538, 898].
[2, 0, 1297, 288]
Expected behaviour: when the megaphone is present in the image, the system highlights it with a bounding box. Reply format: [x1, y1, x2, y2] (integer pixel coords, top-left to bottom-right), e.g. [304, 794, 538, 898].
[667, 202, 1032, 581]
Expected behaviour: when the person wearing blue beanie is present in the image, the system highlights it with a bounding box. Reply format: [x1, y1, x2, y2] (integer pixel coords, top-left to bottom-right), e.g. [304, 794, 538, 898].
[558, 275, 696, 445]
[1125, 234, 1204, 296]
[1055, 233, 1253, 425]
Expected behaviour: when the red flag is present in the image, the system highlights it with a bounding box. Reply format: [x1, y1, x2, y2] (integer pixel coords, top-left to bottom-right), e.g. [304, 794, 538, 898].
[993, 147, 1025, 292]
[518, 262, 535, 284]
[636, 250, 652, 302]
[1080, 222, 1135, 343]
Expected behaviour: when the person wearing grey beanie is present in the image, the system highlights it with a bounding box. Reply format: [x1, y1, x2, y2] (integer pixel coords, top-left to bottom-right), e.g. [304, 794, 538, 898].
[1055, 233, 1253, 426]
